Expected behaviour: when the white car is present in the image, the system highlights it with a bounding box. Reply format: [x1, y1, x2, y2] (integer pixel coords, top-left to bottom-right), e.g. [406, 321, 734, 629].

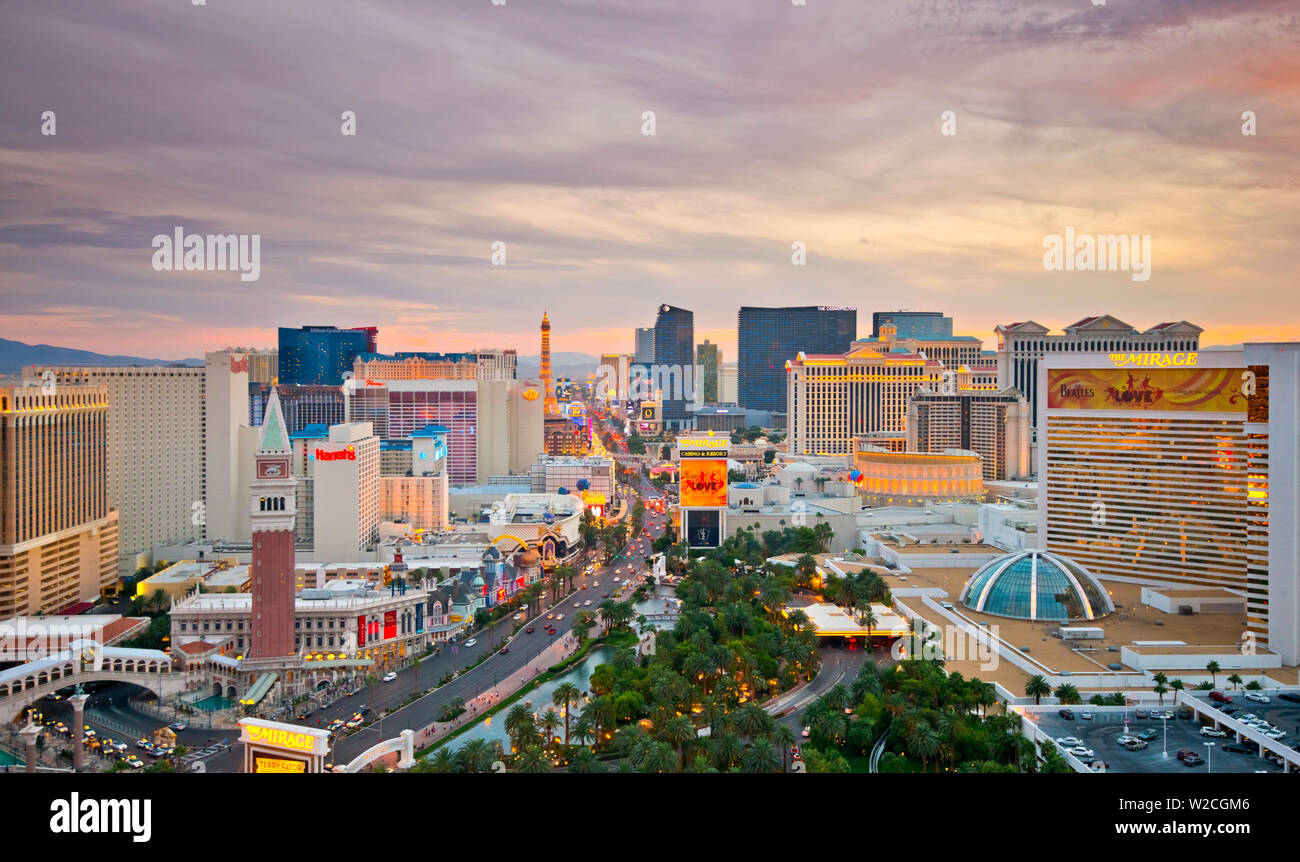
[801, 726, 810, 738]
[1265, 728, 1287, 740]
[1079, 710, 1094, 720]
[1200, 727, 1228, 738]
[583, 600, 592, 606]
[464, 638, 478, 647]
[1244, 692, 1270, 703]
[1116, 734, 1138, 745]
[1068, 746, 1094, 758]
[382, 671, 397, 682]
[1055, 736, 1083, 748]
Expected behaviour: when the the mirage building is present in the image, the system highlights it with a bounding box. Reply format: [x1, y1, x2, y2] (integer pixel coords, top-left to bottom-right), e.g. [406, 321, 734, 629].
[1038, 344, 1299, 664]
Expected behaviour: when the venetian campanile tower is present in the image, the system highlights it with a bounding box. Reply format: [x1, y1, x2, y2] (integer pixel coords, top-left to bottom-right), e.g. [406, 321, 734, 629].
[248, 388, 297, 659]
[541, 311, 558, 416]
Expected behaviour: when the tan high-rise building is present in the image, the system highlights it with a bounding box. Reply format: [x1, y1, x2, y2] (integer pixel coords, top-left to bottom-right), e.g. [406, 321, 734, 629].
[0, 380, 119, 616]
[30, 364, 205, 576]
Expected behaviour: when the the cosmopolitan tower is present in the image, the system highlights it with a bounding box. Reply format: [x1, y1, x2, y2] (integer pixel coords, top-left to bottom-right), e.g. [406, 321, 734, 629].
[248, 388, 298, 659]
[541, 312, 558, 415]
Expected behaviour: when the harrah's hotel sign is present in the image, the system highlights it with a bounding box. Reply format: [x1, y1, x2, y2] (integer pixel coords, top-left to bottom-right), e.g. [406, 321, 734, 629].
[315, 447, 356, 462]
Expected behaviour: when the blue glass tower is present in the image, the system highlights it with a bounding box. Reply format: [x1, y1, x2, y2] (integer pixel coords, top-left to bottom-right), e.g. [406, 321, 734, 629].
[277, 326, 376, 386]
[737, 306, 856, 413]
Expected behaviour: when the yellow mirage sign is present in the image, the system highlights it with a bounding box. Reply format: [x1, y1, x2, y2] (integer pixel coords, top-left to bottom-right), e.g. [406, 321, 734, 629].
[1109, 352, 1198, 368]
[246, 725, 316, 753]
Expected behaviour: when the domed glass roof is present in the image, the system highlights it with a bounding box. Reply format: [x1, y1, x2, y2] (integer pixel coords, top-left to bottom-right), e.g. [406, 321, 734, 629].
[959, 551, 1113, 621]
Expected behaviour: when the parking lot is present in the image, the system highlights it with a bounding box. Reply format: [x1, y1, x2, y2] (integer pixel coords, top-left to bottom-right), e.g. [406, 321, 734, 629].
[1184, 690, 1300, 745]
[1034, 709, 1289, 774]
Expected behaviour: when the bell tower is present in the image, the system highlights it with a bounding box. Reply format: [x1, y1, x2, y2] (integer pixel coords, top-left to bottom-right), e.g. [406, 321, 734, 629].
[248, 388, 297, 660]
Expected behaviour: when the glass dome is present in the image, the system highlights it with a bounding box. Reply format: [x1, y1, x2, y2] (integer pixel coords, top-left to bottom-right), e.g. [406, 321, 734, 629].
[959, 551, 1113, 621]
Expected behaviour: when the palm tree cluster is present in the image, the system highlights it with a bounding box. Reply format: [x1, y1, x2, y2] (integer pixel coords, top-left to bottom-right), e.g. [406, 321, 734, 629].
[798, 658, 1036, 774]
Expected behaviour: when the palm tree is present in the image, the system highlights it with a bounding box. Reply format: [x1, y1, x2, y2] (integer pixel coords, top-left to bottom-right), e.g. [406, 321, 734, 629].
[741, 741, 782, 773]
[566, 747, 606, 773]
[457, 738, 498, 773]
[1024, 675, 1051, 705]
[538, 709, 563, 751]
[1226, 673, 1243, 691]
[1053, 683, 1080, 705]
[1153, 681, 1168, 706]
[660, 715, 696, 768]
[771, 723, 796, 771]
[905, 720, 941, 773]
[861, 606, 878, 647]
[514, 745, 550, 773]
[1205, 661, 1221, 688]
[571, 714, 596, 747]
[552, 682, 581, 745]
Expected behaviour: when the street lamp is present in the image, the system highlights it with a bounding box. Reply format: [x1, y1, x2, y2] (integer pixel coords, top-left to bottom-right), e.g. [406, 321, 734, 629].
[1204, 740, 1215, 773]
[1161, 715, 1169, 759]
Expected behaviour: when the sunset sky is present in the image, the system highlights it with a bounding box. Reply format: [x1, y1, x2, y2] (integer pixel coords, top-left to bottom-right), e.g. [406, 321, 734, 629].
[2, 0, 1298, 361]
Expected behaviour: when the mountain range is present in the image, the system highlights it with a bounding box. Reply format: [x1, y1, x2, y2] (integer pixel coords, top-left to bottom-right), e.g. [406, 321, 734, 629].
[0, 337, 203, 377]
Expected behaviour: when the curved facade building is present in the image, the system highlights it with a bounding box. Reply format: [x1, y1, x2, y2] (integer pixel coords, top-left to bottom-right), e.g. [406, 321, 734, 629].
[959, 550, 1113, 622]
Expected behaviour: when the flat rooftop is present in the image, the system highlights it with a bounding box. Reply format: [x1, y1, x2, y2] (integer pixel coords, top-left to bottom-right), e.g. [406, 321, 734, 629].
[879, 541, 1003, 554]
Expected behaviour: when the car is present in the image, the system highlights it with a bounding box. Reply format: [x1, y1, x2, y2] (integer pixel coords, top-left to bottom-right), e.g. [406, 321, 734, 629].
[1057, 708, 1074, 720]
[168, 722, 187, 732]
[1136, 729, 1159, 741]
[1244, 692, 1270, 703]
[1220, 705, 1240, 715]
[1278, 692, 1300, 704]
[1079, 710, 1094, 720]
[1157, 710, 1174, 720]
[464, 639, 477, 647]
[1265, 728, 1287, 740]
[801, 726, 810, 738]
[601, 593, 610, 599]
[1223, 744, 1252, 753]
[1241, 712, 1258, 722]
[1068, 746, 1094, 758]
[1200, 726, 1228, 738]
[1116, 734, 1138, 745]
[382, 671, 398, 682]
[357, 707, 371, 717]
[553, 612, 563, 619]
[1209, 690, 1232, 704]
[1182, 754, 1204, 766]
[1175, 748, 1196, 760]
[1124, 740, 1149, 751]
[127, 758, 145, 769]
[573, 602, 581, 608]
[329, 719, 345, 731]
[1135, 708, 1148, 719]
[548, 628, 557, 636]
[136, 738, 151, 749]
[346, 719, 362, 729]
[1055, 736, 1083, 747]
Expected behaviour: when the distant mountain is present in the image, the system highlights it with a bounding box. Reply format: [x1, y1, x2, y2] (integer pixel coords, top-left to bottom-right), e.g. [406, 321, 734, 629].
[516, 352, 600, 382]
[0, 337, 203, 377]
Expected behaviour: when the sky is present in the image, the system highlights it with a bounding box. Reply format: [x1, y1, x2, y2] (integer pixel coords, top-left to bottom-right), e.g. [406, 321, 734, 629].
[1, 0, 1298, 361]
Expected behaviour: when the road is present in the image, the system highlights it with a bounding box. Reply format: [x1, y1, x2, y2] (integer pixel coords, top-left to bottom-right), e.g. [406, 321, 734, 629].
[197, 461, 666, 772]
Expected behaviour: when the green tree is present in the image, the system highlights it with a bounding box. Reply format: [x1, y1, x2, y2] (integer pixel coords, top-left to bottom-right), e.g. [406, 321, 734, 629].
[1024, 675, 1051, 705]
[1205, 661, 1221, 688]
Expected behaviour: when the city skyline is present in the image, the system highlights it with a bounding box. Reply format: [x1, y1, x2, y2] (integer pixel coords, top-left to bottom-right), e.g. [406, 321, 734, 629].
[3, 1, 1298, 359]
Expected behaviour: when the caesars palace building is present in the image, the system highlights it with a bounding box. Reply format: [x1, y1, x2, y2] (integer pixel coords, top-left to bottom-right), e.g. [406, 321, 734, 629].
[1038, 344, 1299, 665]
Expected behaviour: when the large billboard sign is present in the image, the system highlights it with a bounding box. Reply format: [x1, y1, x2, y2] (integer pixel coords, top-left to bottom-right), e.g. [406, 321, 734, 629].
[684, 509, 721, 548]
[1047, 368, 1248, 413]
[680, 459, 727, 507]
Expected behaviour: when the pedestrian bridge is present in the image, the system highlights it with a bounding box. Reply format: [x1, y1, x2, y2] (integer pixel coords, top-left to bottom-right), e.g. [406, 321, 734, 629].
[0, 645, 186, 720]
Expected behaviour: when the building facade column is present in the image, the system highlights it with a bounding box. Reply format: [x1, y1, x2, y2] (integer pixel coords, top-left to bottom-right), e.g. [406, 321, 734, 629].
[69, 694, 88, 772]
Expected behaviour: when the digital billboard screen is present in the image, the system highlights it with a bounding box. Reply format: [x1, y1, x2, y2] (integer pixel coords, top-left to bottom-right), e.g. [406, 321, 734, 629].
[685, 509, 721, 548]
[1047, 367, 1247, 412]
[680, 458, 727, 507]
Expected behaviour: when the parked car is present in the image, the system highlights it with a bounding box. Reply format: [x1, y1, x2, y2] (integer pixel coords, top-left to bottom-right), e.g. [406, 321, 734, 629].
[1265, 728, 1287, 740]
[168, 722, 186, 732]
[1116, 734, 1138, 745]
[1175, 748, 1196, 760]
[1223, 744, 1252, 754]
[1055, 736, 1083, 748]
[1124, 740, 1149, 751]
[1182, 753, 1204, 766]
[1136, 729, 1159, 741]
[1079, 710, 1094, 720]
[1057, 708, 1075, 720]
[1200, 726, 1228, 738]
[1244, 692, 1271, 703]
[1209, 690, 1232, 704]
[1135, 708, 1149, 719]
[1278, 692, 1300, 704]
[1068, 746, 1095, 758]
